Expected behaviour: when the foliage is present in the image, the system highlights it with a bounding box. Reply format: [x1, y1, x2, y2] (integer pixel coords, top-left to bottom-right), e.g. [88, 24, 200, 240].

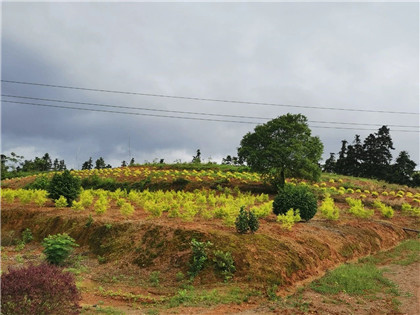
[273, 184, 317, 221]
[276, 209, 301, 230]
[25, 175, 50, 190]
[71, 200, 85, 211]
[48, 170, 81, 205]
[94, 195, 109, 214]
[235, 207, 249, 234]
[401, 203, 420, 217]
[372, 200, 394, 218]
[310, 263, 397, 296]
[175, 271, 185, 282]
[189, 238, 212, 278]
[213, 250, 236, 281]
[345, 197, 374, 218]
[235, 206, 260, 233]
[0, 263, 80, 315]
[1, 189, 16, 203]
[21, 228, 33, 244]
[238, 113, 323, 188]
[120, 202, 135, 216]
[42, 233, 79, 265]
[149, 271, 160, 287]
[55, 195, 68, 208]
[319, 193, 339, 220]
[33, 190, 48, 207]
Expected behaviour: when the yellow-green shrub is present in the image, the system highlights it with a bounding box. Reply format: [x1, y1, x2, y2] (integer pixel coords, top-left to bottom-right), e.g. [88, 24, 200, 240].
[319, 194, 339, 220]
[71, 200, 84, 211]
[120, 202, 134, 216]
[94, 196, 109, 214]
[1, 189, 16, 203]
[401, 203, 420, 217]
[346, 197, 373, 219]
[276, 209, 301, 230]
[18, 190, 33, 205]
[372, 200, 394, 218]
[33, 190, 48, 207]
[55, 196, 68, 208]
[79, 190, 94, 208]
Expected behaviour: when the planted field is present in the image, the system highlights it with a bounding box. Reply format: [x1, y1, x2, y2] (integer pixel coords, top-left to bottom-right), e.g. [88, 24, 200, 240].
[1, 166, 419, 314]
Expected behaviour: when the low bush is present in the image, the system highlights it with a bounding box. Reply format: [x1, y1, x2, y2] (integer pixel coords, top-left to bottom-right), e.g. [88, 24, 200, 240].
[346, 197, 374, 219]
[372, 200, 394, 218]
[213, 250, 236, 281]
[235, 207, 260, 234]
[55, 195, 68, 208]
[42, 233, 79, 265]
[273, 184, 317, 221]
[1, 263, 81, 315]
[189, 238, 212, 278]
[319, 193, 339, 220]
[276, 209, 301, 230]
[25, 175, 50, 190]
[120, 202, 135, 216]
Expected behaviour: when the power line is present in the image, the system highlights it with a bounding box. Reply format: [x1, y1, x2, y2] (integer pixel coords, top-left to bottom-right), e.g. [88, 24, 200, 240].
[3, 100, 420, 133]
[2, 79, 418, 115]
[2, 94, 418, 129]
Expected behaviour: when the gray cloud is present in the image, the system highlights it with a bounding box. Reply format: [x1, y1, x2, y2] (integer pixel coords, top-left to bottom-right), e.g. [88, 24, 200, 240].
[1, 2, 418, 169]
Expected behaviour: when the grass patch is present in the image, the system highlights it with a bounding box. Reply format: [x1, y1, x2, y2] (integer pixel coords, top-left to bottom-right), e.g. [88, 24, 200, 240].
[359, 239, 420, 265]
[167, 286, 259, 308]
[310, 263, 398, 296]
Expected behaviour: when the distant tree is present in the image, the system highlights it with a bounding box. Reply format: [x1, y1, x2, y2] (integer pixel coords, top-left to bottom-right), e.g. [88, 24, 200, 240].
[389, 151, 417, 185]
[105, 164, 112, 169]
[362, 126, 394, 179]
[222, 155, 233, 165]
[159, 159, 165, 164]
[82, 157, 93, 170]
[41, 153, 52, 171]
[58, 160, 66, 171]
[323, 153, 336, 173]
[53, 158, 60, 171]
[334, 140, 348, 175]
[121, 160, 127, 167]
[129, 158, 135, 166]
[192, 149, 201, 164]
[238, 114, 323, 189]
[95, 157, 106, 169]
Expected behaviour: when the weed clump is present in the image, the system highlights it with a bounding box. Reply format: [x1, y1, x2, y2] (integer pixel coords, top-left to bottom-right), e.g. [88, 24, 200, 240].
[213, 250, 236, 281]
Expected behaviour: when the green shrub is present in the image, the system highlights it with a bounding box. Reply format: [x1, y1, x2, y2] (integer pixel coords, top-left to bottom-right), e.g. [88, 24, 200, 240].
[175, 271, 185, 282]
[235, 207, 249, 234]
[248, 210, 259, 233]
[276, 209, 301, 230]
[25, 175, 50, 190]
[21, 228, 33, 244]
[213, 250, 236, 281]
[55, 195, 68, 208]
[319, 193, 339, 220]
[48, 170, 81, 205]
[42, 233, 78, 265]
[189, 238, 212, 278]
[273, 184, 317, 221]
[149, 271, 160, 287]
[235, 206, 260, 234]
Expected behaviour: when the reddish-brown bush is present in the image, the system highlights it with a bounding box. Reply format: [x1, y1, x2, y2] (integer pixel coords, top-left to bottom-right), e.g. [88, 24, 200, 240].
[1, 263, 81, 314]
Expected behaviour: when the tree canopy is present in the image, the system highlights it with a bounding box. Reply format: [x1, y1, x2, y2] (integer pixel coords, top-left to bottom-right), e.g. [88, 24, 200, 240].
[237, 113, 324, 189]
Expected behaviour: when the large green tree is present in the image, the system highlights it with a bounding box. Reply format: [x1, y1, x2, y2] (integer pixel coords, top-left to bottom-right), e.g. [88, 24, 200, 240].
[237, 113, 323, 189]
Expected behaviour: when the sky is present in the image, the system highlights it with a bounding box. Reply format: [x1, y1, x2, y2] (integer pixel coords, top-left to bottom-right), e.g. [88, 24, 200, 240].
[1, 2, 419, 170]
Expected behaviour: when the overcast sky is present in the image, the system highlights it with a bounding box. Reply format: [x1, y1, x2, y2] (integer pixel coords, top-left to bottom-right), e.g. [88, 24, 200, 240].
[1, 2, 419, 169]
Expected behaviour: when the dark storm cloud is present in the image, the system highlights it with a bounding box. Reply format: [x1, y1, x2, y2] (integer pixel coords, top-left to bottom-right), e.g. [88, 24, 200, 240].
[1, 2, 418, 169]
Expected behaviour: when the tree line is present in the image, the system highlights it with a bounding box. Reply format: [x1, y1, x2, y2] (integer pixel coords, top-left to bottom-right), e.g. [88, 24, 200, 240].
[323, 126, 419, 186]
